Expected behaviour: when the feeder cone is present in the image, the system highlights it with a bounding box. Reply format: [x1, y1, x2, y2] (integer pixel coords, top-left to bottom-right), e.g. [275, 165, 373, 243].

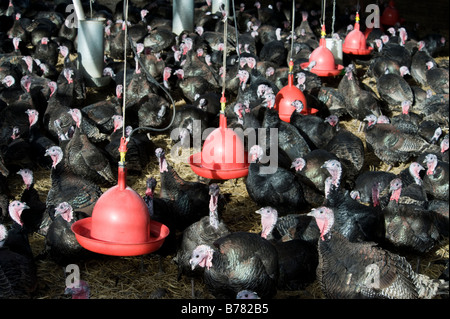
[190, 110, 249, 180]
[300, 25, 344, 77]
[72, 138, 169, 256]
[275, 61, 318, 122]
[381, 1, 401, 26]
[343, 13, 374, 55]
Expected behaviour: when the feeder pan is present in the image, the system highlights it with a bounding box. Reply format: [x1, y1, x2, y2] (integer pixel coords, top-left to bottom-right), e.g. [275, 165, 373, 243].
[343, 13, 374, 55]
[300, 26, 344, 77]
[72, 148, 169, 256]
[275, 61, 318, 122]
[189, 112, 249, 180]
[380, 1, 403, 26]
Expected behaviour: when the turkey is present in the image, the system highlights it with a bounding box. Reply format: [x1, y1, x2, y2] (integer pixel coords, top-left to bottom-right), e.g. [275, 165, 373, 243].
[43, 201, 94, 265]
[261, 107, 311, 168]
[364, 114, 440, 170]
[189, 231, 279, 299]
[256, 206, 318, 290]
[351, 171, 397, 205]
[42, 145, 103, 236]
[26, 109, 56, 169]
[236, 290, 261, 299]
[422, 153, 449, 201]
[64, 108, 116, 187]
[337, 64, 383, 129]
[64, 279, 91, 299]
[155, 148, 226, 231]
[376, 66, 414, 110]
[323, 176, 386, 244]
[308, 206, 448, 299]
[425, 61, 449, 95]
[317, 86, 347, 117]
[382, 178, 441, 255]
[289, 101, 338, 150]
[80, 89, 123, 134]
[142, 176, 177, 272]
[410, 41, 433, 86]
[246, 144, 309, 215]
[291, 149, 340, 195]
[324, 128, 365, 187]
[32, 36, 58, 68]
[173, 183, 230, 297]
[390, 100, 423, 135]
[15, 168, 46, 235]
[0, 222, 37, 299]
[105, 116, 155, 175]
[43, 80, 76, 141]
[6, 201, 31, 257]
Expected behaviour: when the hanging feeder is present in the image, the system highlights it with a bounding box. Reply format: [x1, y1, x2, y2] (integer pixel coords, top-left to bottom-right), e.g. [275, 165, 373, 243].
[72, 0, 168, 256]
[274, 60, 318, 122]
[343, 12, 373, 55]
[275, 2, 318, 122]
[72, 138, 170, 256]
[189, 12, 249, 180]
[189, 97, 249, 180]
[380, 1, 403, 27]
[300, 25, 344, 77]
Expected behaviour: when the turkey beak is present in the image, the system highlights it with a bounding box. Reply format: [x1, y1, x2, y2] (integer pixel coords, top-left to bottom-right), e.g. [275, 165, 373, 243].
[189, 258, 197, 270]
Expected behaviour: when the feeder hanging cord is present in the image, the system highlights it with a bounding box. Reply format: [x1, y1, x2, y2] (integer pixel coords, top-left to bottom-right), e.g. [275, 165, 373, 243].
[120, 0, 177, 142]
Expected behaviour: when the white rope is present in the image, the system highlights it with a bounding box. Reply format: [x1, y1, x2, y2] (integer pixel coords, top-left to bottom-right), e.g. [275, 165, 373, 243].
[122, 0, 129, 139]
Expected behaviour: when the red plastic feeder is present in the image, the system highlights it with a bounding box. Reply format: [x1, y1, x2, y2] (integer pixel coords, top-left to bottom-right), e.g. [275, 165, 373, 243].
[380, 1, 402, 26]
[72, 138, 169, 256]
[275, 61, 318, 122]
[300, 25, 344, 77]
[343, 13, 373, 55]
[189, 101, 249, 180]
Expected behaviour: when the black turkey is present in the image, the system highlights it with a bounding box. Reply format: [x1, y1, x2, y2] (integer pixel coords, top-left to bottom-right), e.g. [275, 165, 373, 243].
[308, 206, 448, 299]
[15, 168, 46, 235]
[351, 170, 397, 205]
[410, 41, 434, 87]
[261, 107, 311, 168]
[43, 201, 94, 265]
[189, 231, 279, 299]
[42, 80, 76, 141]
[246, 144, 309, 215]
[173, 183, 230, 297]
[142, 176, 177, 272]
[155, 148, 225, 231]
[64, 279, 90, 299]
[376, 66, 414, 110]
[382, 178, 441, 255]
[256, 206, 318, 290]
[64, 108, 115, 187]
[390, 100, 423, 135]
[425, 61, 449, 95]
[337, 64, 383, 129]
[0, 222, 37, 299]
[42, 145, 103, 236]
[289, 101, 338, 150]
[422, 153, 449, 201]
[323, 176, 386, 244]
[291, 149, 340, 194]
[324, 128, 365, 187]
[364, 114, 440, 170]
